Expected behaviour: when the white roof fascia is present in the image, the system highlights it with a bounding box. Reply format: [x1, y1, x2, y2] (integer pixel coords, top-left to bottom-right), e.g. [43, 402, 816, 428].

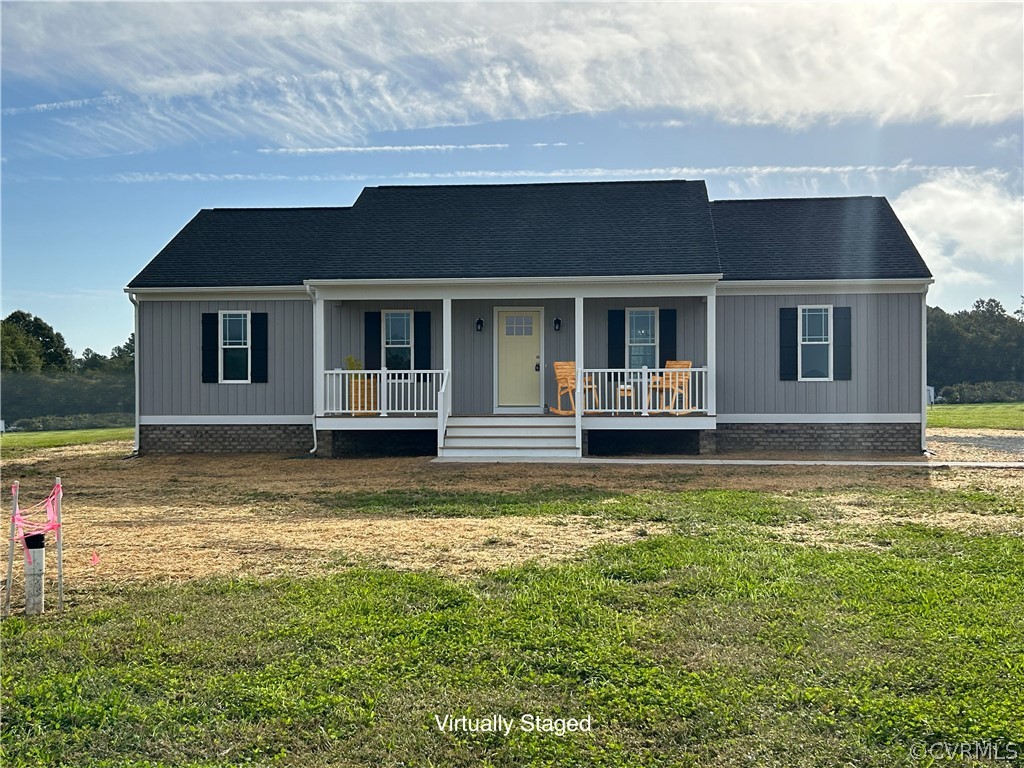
[717, 278, 933, 296]
[305, 274, 723, 300]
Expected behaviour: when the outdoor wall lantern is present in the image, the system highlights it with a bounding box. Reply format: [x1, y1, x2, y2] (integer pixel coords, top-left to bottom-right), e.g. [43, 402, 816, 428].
[553, 317, 562, 332]
[475, 318, 485, 332]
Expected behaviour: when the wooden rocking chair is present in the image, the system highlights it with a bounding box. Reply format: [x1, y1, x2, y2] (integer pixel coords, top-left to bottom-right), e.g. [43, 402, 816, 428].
[649, 360, 693, 414]
[552, 361, 597, 415]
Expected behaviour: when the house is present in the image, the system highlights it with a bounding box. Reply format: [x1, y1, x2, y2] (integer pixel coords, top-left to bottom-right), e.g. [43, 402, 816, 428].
[125, 180, 932, 459]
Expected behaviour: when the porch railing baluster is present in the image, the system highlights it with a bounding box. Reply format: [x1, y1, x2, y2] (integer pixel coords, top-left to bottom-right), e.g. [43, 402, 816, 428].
[321, 370, 446, 416]
[576, 367, 709, 416]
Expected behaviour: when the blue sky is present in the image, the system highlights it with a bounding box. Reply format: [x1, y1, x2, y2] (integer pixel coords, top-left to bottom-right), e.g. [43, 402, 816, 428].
[2, 2, 1022, 356]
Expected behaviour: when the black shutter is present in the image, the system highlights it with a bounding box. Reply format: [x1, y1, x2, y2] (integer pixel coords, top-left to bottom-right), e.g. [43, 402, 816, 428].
[659, 308, 677, 366]
[251, 312, 269, 383]
[833, 307, 852, 381]
[414, 311, 432, 369]
[364, 312, 382, 369]
[608, 310, 625, 368]
[201, 313, 218, 383]
[779, 308, 798, 381]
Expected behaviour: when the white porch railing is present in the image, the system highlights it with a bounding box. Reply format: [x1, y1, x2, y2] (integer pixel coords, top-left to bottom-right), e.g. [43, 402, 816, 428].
[323, 370, 447, 415]
[577, 367, 709, 415]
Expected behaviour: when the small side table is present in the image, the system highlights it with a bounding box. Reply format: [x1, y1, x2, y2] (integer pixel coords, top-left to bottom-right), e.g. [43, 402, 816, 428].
[615, 384, 635, 414]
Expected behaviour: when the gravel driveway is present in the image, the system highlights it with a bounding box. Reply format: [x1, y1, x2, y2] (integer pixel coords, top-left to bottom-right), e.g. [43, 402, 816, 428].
[926, 428, 1024, 462]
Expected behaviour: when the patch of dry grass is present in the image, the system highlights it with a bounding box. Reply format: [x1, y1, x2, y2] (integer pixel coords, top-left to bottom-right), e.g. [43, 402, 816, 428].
[774, 489, 1024, 552]
[64, 508, 663, 590]
[2, 435, 1020, 604]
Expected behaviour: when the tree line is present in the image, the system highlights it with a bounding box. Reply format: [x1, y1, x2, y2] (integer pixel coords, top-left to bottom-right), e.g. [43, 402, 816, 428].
[2, 311, 135, 428]
[927, 298, 1024, 402]
[1, 299, 1022, 428]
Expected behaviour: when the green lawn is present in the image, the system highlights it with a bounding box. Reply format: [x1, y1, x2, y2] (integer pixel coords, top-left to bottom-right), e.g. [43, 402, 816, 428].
[0, 427, 134, 457]
[2, 486, 1022, 767]
[927, 402, 1024, 430]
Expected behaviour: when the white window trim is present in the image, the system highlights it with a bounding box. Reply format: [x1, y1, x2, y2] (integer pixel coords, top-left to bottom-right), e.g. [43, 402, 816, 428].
[626, 307, 659, 370]
[797, 304, 833, 382]
[382, 309, 414, 371]
[218, 310, 251, 384]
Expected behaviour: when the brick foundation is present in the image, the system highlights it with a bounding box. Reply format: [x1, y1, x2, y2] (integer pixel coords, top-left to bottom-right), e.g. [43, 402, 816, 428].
[710, 422, 921, 454]
[140, 421, 921, 456]
[139, 424, 314, 454]
[698, 429, 717, 455]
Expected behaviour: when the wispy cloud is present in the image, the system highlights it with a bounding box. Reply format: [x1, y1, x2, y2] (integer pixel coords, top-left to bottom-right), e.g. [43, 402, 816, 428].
[993, 134, 1021, 153]
[3, 4, 1020, 156]
[631, 119, 691, 129]
[392, 162, 977, 182]
[1, 94, 120, 116]
[106, 172, 371, 184]
[257, 143, 508, 155]
[98, 162, 981, 185]
[530, 142, 569, 148]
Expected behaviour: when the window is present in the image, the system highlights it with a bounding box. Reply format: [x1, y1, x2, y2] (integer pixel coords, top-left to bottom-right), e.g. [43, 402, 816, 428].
[383, 310, 413, 370]
[504, 314, 534, 336]
[220, 311, 250, 383]
[626, 308, 658, 369]
[798, 305, 832, 381]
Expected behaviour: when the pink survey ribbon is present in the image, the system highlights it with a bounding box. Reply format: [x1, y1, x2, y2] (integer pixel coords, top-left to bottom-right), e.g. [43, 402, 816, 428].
[10, 482, 62, 566]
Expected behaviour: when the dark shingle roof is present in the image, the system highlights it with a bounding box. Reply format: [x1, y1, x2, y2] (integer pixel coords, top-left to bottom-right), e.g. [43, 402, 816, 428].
[128, 180, 721, 288]
[127, 181, 931, 288]
[710, 197, 931, 281]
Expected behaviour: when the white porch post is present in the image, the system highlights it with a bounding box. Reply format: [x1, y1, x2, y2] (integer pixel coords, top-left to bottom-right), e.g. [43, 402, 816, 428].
[443, 297, 453, 406]
[313, 290, 325, 417]
[706, 289, 717, 416]
[574, 296, 584, 455]
[921, 286, 929, 454]
[574, 296, 584, 368]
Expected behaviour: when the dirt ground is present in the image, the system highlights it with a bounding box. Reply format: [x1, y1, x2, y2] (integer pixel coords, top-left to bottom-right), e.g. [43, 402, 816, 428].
[1, 428, 1021, 607]
[925, 427, 1023, 462]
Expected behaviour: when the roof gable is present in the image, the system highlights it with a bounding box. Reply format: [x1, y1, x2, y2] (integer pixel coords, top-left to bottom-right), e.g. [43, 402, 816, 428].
[710, 196, 931, 281]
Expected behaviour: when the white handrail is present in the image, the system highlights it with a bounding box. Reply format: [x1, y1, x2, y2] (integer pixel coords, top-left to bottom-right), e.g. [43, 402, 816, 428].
[437, 369, 451, 450]
[323, 369, 447, 415]
[574, 372, 583, 454]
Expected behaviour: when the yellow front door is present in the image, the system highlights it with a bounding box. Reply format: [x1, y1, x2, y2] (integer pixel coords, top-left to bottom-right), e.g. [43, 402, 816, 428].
[497, 310, 541, 407]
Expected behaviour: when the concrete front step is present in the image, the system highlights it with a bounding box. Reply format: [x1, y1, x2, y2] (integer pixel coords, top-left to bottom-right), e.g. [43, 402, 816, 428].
[444, 436, 577, 449]
[439, 446, 580, 459]
[441, 415, 579, 459]
[445, 426, 574, 438]
[446, 416, 575, 427]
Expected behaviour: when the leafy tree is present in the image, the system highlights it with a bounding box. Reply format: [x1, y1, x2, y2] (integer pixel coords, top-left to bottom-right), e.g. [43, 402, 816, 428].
[2, 311, 74, 371]
[76, 348, 110, 373]
[0, 322, 44, 372]
[109, 333, 135, 370]
[928, 298, 1024, 389]
[926, 306, 964, 390]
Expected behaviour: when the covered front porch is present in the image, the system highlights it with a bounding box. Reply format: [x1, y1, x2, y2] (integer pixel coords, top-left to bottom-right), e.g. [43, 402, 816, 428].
[308, 277, 720, 457]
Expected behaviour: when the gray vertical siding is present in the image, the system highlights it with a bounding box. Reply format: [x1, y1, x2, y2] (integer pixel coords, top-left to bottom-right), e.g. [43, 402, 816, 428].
[139, 299, 313, 416]
[451, 299, 575, 414]
[583, 297, 707, 368]
[716, 293, 923, 414]
[326, 300, 443, 370]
